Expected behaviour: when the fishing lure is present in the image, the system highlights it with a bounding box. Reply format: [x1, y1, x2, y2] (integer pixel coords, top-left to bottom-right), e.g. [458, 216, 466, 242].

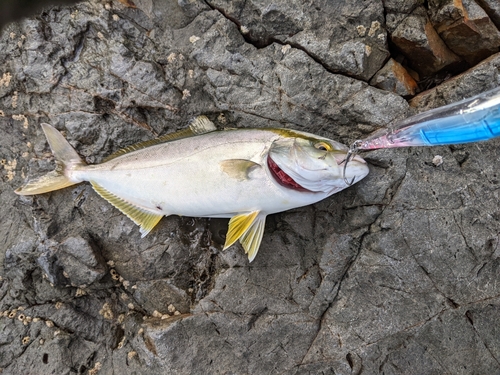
[342, 86, 500, 183]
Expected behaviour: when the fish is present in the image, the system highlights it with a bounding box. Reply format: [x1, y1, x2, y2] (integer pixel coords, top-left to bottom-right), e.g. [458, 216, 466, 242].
[15, 116, 369, 261]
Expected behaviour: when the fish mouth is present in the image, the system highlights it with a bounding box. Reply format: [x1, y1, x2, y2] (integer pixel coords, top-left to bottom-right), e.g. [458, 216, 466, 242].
[267, 156, 311, 192]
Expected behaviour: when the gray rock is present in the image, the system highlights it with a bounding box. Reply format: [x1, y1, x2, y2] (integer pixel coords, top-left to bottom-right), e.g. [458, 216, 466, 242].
[1, 0, 500, 374]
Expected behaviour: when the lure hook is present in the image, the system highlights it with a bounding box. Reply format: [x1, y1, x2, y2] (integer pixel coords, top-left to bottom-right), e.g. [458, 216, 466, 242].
[342, 140, 362, 186]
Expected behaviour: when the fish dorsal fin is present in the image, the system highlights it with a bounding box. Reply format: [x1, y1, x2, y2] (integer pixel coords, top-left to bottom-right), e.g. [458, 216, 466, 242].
[220, 159, 261, 181]
[223, 211, 267, 262]
[90, 181, 163, 237]
[102, 116, 217, 162]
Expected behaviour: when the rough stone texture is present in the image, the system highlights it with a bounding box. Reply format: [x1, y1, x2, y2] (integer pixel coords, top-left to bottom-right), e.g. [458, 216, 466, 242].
[370, 58, 418, 96]
[1, 0, 500, 374]
[207, 0, 390, 80]
[429, 0, 500, 66]
[475, 0, 500, 28]
[391, 6, 462, 78]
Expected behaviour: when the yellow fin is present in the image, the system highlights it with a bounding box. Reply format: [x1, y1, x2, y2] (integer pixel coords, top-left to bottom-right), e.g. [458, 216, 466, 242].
[103, 116, 217, 162]
[90, 181, 163, 237]
[239, 214, 266, 262]
[220, 159, 260, 181]
[223, 211, 260, 250]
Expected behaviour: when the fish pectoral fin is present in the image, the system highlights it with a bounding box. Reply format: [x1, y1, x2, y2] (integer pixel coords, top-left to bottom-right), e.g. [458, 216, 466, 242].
[220, 159, 261, 181]
[223, 211, 266, 262]
[90, 181, 163, 237]
[239, 214, 266, 262]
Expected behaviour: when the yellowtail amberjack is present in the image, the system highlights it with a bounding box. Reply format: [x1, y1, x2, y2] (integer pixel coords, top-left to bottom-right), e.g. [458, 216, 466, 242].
[16, 116, 369, 261]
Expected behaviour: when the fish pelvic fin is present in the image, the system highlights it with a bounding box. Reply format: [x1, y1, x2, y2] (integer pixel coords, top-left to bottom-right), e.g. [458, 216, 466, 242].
[223, 211, 267, 262]
[15, 123, 85, 195]
[90, 181, 163, 237]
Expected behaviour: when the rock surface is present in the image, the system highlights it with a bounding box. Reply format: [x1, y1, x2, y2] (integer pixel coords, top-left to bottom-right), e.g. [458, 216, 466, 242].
[1, 0, 500, 374]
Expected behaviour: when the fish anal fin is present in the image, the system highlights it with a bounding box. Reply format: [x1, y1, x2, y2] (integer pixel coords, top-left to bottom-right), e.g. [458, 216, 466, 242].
[223, 211, 259, 251]
[239, 214, 266, 262]
[220, 159, 261, 181]
[103, 116, 217, 163]
[90, 181, 163, 237]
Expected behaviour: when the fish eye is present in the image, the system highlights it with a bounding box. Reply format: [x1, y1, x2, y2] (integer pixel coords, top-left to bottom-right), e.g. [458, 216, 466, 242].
[314, 141, 331, 151]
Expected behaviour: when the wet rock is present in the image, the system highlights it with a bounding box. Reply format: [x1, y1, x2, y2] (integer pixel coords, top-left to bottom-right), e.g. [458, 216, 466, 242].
[370, 58, 418, 96]
[429, 0, 500, 66]
[391, 7, 462, 77]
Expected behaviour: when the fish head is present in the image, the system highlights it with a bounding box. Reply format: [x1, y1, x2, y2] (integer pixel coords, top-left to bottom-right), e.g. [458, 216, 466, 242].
[267, 132, 369, 194]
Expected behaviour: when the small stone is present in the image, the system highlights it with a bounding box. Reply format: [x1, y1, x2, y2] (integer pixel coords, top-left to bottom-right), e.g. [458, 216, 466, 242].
[161, 314, 170, 319]
[189, 35, 200, 43]
[152, 310, 162, 318]
[174, 311, 181, 316]
[45, 320, 54, 328]
[432, 155, 444, 166]
[167, 304, 176, 313]
[137, 328, 144, 335]
[39, 339, 45, 345]
[32, 317, 40, 322]
[122, 280, 130, 288]
[55, 302, 63, 309]
[128, 303, 134, 310]
[281, 44, 291, 54]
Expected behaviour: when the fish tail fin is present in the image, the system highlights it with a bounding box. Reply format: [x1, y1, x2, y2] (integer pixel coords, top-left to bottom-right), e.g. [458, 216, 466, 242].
[15, 123, 85, 195]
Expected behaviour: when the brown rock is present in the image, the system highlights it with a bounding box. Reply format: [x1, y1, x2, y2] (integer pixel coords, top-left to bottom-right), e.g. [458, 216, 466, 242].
[370, 58, 419, 96]
[429, 0, 500, 65]
[409, 52, 500, 110]
[391, 7, 461, 77]
[475, 0, 500, 29]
